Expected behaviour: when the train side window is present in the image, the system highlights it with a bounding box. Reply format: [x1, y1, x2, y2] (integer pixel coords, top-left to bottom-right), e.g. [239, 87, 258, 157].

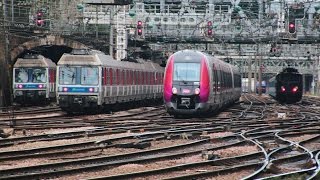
[109, 68, 113, 85]
[139, 71, 142, 85]
[105, 68, 108, 85]
[162, 73, 164, 83]
[156, 72, 159, 84]
[215, 70, 218, 91]
[133, 71, 136, 85]
[101, 68, 104, 85]
[148, 72, 150, 85]
[221, 71, 224, 89]
[119, 69, 124, 85]
[131, 70, 134, 85]
[136, 71, 139, 85]
[146, 72, 149, 85]
[144, 72, 149, 85]
[104, 68, 107, 85]
[122, 70, 125, 85]
[141, 71, 144, 84]
[116, 69, 119, 85]
[51, 69, 55, 82]
[151, 72, 154, 85]
[217, 67, 221, 91]
[128, 70, 131, 85]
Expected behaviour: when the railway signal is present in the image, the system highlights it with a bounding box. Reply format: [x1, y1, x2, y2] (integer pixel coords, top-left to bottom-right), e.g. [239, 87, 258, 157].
[207, 21, 213, 36]
[288, 21, 296, 34]
[36, 11, 44, 27]
[137, 20, 143, 36]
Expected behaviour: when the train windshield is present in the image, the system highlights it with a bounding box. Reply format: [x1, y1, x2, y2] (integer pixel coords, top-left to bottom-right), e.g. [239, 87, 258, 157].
[173, 63, 200, 82]
[81, 67, 98, 85]
[59, 66, 76, 85]
[15, 68, 46, 83]
[283, 74, 302, 81]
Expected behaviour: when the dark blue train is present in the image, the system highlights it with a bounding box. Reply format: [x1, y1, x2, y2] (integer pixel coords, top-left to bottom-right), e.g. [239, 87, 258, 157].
[268, 68, 303, 104]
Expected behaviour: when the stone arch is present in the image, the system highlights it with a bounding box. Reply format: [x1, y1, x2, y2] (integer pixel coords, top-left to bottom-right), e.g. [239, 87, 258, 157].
[10, 35, 89, 63]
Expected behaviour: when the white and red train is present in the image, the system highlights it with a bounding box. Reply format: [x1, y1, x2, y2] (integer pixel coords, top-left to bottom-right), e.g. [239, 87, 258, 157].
[163, 50, 241, 116]
[13, 54, 56, 105]
[56, 49, 164, 113]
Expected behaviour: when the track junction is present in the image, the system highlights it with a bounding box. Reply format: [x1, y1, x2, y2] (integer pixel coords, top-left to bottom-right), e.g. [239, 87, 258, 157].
[0, 94, 319, 179]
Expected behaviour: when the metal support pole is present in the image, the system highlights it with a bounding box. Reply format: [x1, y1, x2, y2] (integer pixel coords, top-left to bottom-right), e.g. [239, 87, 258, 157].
[10, 0, 13, 22]
[254, 53, 257, 94]
[248, 56, 252, 93]
[303, 74, 305, 94]
[258, 55, 262, 95]
[95, 6, 98, 39]
[109, 7, 113, 57]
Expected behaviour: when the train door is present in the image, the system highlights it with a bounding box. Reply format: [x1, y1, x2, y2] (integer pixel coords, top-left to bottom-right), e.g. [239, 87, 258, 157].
[49, 68, 56, 98]
[212, 63, 217, 103]
[216, 64, 221, 104]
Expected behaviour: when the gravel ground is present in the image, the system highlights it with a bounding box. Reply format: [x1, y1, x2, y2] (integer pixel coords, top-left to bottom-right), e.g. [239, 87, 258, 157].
[0, 132, 137, 152]
[206, 132, 234, 139]
[213, 145, 258, 158]
[285, 134, 318, 142]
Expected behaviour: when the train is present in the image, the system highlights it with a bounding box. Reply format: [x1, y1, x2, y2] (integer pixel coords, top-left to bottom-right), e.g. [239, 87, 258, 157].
[13, 54, 56, 105]
[268, 67, 303, 104]
[163, 50, 241, 117]
[256, 81, 266, 94]
[56, 49, 164, 113]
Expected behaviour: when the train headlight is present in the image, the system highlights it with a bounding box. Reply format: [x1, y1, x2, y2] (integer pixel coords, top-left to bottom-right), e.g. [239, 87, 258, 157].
[17, 84, 23, 89]
[63, 87, 68, 92]
[172, 87, 177, 94]
[194, 88, 200, 95]
[292, 86, 298, 93]
[38, 84, 44, 88]
[89, 88, 94, 92]
[280, 86, 286, 92]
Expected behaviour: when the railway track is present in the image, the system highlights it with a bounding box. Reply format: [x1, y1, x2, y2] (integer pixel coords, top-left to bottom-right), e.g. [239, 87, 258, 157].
[0, 95, 319, 179]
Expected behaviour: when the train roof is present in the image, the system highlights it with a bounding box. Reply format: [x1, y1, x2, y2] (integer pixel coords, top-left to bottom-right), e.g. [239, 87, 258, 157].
[171, 49, 239, 72]
[58, 51, 164, 72]
[281, 67, 300, 74]
[14, 54, 56, 68]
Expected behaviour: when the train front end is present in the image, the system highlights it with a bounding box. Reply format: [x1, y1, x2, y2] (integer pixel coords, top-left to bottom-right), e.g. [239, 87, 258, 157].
[56, 52, 101, 113]
[13, 67, 49, 104]
[163, 50, 210, 115]
[276, 73, 303, 103]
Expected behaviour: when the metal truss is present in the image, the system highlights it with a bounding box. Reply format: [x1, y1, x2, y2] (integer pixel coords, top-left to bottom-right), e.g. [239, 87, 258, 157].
[215, 55, 318, 75]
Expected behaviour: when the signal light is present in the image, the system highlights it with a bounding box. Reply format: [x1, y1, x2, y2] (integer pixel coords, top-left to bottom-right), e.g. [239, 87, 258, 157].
[281, 86, 286, 93]
[137, 29, 142, 36]
[36, 10, 44, 27]
[137, 20, 143, 36]
[288, 22, 296, 34]
[207, 21, 213, 36]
